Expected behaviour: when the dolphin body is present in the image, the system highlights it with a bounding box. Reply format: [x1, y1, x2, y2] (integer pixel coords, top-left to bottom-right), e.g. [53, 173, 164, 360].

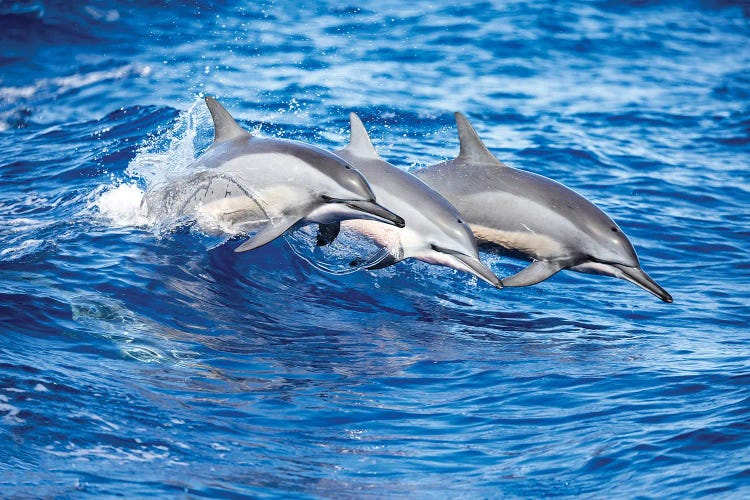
[317, 113, 501, 288]
[413, 113, 672, 303]
[142, 97, 404, 252]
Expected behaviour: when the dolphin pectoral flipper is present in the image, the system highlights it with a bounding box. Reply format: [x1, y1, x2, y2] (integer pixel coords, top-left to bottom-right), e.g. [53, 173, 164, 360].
[235, 216, 298, 252]
[500, 260, 565, 287]
[315, 222, 341, 246]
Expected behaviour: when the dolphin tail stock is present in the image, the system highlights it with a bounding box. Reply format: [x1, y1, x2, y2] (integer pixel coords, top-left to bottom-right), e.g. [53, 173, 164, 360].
[499, 260, 565, 287]
[234, 215, 298, 252]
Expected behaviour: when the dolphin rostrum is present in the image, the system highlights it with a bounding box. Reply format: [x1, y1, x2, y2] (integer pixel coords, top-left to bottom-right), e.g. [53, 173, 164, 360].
[414, 112, 672, 302]
[142, 97, 404, 251]
[317, 113, 501, 288]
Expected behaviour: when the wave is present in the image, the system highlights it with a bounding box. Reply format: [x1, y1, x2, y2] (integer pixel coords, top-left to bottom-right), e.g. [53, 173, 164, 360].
[0, 64, 152, 130]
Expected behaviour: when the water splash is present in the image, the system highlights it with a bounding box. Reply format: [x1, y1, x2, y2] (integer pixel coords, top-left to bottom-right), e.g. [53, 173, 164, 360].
[125, 96, 212, 188]
[91, 97, 222, 234]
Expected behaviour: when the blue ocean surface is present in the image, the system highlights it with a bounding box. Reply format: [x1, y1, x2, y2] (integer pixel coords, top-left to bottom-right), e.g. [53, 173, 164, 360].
[1, 0, 749, 497]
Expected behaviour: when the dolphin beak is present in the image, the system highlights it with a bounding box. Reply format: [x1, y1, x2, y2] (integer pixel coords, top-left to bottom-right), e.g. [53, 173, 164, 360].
[345, 200, 405, 228]
[615, 264, 673, 303]
[432, 245, 502, 289]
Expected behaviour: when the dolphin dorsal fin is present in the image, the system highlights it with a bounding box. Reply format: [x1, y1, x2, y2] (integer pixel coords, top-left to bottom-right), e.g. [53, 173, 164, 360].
[346, 112, 381, 160]
[455, 112, 506, 167]
[205, 96, 250, 144]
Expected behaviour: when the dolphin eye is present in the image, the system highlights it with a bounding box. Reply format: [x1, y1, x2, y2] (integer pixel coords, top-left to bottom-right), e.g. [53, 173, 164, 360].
[611, 227, 618, 232]
[457, 218, 464, 224]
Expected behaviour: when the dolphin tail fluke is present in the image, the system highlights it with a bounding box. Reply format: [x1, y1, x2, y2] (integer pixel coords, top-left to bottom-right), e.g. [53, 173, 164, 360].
[234, 216, 298, 252]
[205, 96, 251, 144]
[500, 260, 565, 287]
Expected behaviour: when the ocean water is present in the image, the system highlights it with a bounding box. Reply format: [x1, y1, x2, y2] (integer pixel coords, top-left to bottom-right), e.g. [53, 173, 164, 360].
[1, 0, 749, 497]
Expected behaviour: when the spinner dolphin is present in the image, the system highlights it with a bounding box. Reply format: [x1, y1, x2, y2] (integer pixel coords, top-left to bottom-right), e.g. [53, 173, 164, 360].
[317, 113, 501, 288]
[414, 113, 672, 302]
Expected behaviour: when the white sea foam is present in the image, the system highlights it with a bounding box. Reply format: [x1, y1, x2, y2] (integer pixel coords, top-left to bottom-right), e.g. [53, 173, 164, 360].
[0, 238, 47, 259]
[4, 217, 49, 232]
[0, 65, 147, 106]
[71, 412, 121, 432]
[93, 183, 148, 227]
[122, 345, 164, 363]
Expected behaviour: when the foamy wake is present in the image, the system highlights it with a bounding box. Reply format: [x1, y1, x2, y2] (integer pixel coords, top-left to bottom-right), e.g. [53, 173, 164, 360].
[125, 96, 211, 187]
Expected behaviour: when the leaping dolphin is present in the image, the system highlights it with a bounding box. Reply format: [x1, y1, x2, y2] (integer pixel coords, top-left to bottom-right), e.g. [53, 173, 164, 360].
[318, 113, 501, 288]
[142, 97, 404, 251]
[414, 112, 672, 303]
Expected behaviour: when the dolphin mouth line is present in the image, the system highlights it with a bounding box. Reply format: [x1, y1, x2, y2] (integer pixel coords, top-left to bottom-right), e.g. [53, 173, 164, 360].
[585, 254, 627, 267]
[431, 244, 502, 289]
